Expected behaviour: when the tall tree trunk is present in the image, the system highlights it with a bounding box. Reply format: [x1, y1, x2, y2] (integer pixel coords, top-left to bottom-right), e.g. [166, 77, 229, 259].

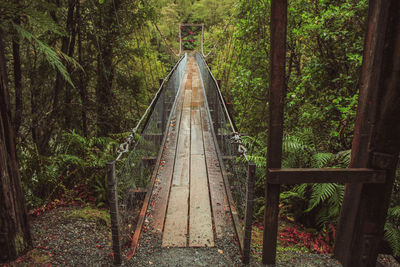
[96, 0, 120, 136]
[0, 30, 32, 263]
[77, 0, 88, 137]
[12, 6, 22, 138]
[64, 0, 77, 130]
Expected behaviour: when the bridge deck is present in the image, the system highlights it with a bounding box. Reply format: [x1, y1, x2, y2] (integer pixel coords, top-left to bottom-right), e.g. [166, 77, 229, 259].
[149, 55, 231, 247]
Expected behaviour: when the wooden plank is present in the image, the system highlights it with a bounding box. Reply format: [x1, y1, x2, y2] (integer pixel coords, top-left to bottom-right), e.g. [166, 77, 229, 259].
[189, 71, 214, 246]
[171, 92, 191, 187]
[162, 187, 189, 247]
[172, 129, 190, 187]
[162, 67, 192, 247]
[129, 55, 188, 259]
[267, 168, 386, 184]
[194, 55, 243, 249]
[189, 155, 214, 247]
[151, 90, 183, 233]
[201, 107, 230, 239]
[191, 110, 203, 155]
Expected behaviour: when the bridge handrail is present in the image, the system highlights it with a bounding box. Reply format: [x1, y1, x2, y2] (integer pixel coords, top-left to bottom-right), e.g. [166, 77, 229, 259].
[195, 52, 248, 161]
[115, 53, 187, 161]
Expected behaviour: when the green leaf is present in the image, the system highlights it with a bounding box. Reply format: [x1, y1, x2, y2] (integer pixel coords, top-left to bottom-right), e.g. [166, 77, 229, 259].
[13, 23, 75, 88]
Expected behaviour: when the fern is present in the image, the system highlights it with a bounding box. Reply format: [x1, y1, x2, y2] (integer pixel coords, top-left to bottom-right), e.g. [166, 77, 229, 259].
[13, 23, 76, 88]
[336, 149, 351, 167]
[311, 152, 335, 168]
[306, 183, 343, 212]
[384, 205, 400, 256]
[388, 206, 400, 219]
[384, 222, 400, 257]
[283, 135, 310, 154]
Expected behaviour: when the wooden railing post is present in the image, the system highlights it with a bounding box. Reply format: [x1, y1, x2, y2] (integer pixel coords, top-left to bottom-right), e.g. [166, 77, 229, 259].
[107, 161, 122, 265]
[263, 0, 287, 265]
[243, 162, 256, 264]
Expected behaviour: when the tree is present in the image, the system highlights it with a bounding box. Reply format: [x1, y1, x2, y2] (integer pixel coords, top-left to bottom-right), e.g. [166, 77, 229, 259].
[0, 29, 32, 262]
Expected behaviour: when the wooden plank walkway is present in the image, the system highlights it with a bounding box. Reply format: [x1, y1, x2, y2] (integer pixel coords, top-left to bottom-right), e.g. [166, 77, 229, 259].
[151, 55, 231, 248]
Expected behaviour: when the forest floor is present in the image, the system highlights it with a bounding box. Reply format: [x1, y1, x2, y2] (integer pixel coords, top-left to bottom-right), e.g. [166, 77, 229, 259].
[1, 204, 398, 266]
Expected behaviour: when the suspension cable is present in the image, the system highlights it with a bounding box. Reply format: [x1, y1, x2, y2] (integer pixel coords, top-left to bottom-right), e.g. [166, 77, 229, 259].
[154, 23, 181, 57]
[201, 18, 234, 58]
[115, 53, 186, 161]
[196, 52, 248, 161]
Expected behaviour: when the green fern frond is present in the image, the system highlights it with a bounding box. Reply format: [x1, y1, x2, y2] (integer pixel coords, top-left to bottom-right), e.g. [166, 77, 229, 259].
[384, 222, 400, 257]
[247, 155, 266, 168]
[388, 205, 400, 219]
[311, 152, 335, 168]
[13, 23, 75, 88]
[283, 135, 310, 154]
[25, 7, 65, 36]
[315, 209, 332, 227]
[281, 184, 308, 200]
[306, 183, 341, 212]
[336, 149, 351, 167]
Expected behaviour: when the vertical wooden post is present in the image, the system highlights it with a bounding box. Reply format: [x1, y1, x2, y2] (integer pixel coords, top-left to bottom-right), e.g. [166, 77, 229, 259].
[334, 1, 400, 266]
[262, 0, 287, 265]
[243, 163, 256, 264]
[107, 161, 122, 265]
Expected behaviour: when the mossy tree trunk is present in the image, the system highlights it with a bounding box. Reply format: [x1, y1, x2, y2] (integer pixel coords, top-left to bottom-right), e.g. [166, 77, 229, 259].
[0, 30, 32, 262]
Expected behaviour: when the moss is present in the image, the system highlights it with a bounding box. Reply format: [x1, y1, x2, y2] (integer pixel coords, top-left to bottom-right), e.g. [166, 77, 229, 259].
[29, 249, 50, 264]
[14, 232, 28, 255]
[67, 207, 110, 228]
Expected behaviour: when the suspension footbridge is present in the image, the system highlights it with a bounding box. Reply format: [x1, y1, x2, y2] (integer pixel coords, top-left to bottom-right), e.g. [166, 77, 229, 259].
[106, 2, 399, 265]
[107, 52, 254, 265]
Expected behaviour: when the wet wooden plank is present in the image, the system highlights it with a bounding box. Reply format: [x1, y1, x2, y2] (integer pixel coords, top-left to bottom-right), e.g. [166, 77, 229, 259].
[172, 93, 191, 187]
[183, 90, 192, 109]
[191, 109, 203, 155]
[162, 186, 189, 247]
[172, 128, 190, 187]
[151, 87, 184, 233]
[162, 82, 191, 246]
[189, 155, 214, 247]
[201, 106, 230, 238]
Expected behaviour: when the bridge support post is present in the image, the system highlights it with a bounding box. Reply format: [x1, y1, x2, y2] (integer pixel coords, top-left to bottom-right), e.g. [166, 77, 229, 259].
[107, 161, 122, 265]
[262, 0, 287, 265]
[334, 1, 400, 266]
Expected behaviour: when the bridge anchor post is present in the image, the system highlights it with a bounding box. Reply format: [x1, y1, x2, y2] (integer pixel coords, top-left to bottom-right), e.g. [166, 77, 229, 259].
[107, 161, 122, 265]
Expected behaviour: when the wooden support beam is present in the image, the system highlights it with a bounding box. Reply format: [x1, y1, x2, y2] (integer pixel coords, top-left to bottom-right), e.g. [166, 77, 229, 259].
[262, 0, 287, 265]
[334, 1, 400, 266]
[267, 168, 386, 184]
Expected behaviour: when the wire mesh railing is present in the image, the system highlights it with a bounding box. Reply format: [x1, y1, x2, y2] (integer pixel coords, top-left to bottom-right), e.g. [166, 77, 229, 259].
[107, 53, 187, 264]
[195, 52, 256, 264]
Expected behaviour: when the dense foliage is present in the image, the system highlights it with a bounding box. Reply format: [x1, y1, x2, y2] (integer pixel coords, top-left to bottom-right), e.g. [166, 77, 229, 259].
[0, 0, 399, 260]
[210, 0, 400, 257]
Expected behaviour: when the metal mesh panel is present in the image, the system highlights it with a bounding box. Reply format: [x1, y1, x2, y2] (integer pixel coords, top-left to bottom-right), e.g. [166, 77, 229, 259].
[113, 53, 187, 248]
[195, 52, 249, 221]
